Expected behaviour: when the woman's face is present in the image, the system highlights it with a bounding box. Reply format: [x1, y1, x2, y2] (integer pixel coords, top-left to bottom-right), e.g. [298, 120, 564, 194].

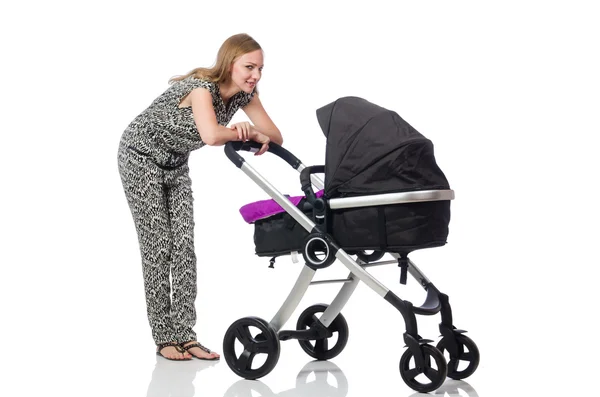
[230, 49, 264, 93]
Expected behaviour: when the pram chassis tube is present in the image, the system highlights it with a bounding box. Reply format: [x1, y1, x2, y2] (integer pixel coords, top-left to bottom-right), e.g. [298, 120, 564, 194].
[310, 278, 353, 285]
[360, 259, 398, 268]
[318, 273, 359, 328]
[407, 259, 431, 285]
[328, 189, 454, 209]
[270, 265, 316, 331]
[335, 249, 389, 297]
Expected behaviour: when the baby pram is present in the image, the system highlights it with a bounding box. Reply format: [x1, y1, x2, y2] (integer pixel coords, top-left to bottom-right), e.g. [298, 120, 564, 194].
[222, 97, 480, 393]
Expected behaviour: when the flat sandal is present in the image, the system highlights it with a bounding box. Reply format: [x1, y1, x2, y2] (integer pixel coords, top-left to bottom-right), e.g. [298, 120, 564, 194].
[180, 341, 220, 361]
[156, 341, 192, 361]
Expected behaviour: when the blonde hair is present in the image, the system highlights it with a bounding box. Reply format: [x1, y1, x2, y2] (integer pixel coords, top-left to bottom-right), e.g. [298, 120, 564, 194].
[169, 33, 262, 90]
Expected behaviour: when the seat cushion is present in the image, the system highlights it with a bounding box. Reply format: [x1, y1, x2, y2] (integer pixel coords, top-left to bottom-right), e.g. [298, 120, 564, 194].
[240, 190, 324, 223]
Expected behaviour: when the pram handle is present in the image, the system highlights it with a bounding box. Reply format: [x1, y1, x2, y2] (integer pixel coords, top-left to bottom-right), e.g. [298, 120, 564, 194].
[224, 141, 301, 169]
[300, 165, 325, 206]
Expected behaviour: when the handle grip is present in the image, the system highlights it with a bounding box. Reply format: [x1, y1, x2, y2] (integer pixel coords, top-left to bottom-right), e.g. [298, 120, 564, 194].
[224, 141, 301, 169]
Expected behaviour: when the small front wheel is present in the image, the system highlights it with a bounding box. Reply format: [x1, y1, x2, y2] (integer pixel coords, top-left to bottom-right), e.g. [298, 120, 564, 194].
[296, 304, 349, 360]
[223, 316, 280, 380]
[436, 334, 480, 380]
[399, 344, 447, 393]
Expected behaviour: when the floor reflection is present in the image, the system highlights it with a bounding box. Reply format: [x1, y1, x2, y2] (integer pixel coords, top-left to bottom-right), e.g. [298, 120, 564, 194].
[146, 356, 218, 397]
[145, 355, 478, 397]
[223, 360, 348, 397]
[408, 379, 479, 397]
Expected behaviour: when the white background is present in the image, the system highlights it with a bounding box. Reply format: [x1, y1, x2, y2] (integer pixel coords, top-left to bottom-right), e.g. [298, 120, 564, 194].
[1, 1, 599, 396]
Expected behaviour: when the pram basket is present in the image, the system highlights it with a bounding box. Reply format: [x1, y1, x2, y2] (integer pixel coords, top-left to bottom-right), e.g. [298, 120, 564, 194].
[221, 97, 480, 393]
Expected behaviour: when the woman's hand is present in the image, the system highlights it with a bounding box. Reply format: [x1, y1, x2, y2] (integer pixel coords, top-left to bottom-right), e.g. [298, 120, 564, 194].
[230, 122, 270, 155]
[230, 122, 252, 141]
[229, 121, 271, 156]
[250, 129, 270, 156]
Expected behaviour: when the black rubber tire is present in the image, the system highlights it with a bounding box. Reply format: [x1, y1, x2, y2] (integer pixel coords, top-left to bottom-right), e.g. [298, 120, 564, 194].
[296, 304, 349, 360]
[223, 316, 280, 380]
[399, 344, 448, 393]
[436, 334, 480, 380]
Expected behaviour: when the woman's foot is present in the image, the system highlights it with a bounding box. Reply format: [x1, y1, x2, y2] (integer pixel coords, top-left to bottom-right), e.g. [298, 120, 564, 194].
[180, 341, 220, 360]
[156, 342, 193, 360]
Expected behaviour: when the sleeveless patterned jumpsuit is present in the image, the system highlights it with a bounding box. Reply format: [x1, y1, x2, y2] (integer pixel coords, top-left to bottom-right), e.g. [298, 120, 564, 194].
[117, 76, 254, 345]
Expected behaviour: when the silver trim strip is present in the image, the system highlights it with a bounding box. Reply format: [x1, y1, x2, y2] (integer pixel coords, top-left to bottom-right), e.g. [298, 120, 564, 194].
[328, 189, 455, 210]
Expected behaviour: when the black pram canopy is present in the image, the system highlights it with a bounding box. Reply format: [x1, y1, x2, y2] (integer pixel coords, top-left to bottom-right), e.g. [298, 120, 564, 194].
[316, 97, 450, 198]
[252, 96, 452, 257]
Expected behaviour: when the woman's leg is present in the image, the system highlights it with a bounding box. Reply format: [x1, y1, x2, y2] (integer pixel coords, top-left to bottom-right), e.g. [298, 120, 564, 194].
[166, 166, 220, 360]
[118, 146, 190, 359]
[165, 166, 197, 343]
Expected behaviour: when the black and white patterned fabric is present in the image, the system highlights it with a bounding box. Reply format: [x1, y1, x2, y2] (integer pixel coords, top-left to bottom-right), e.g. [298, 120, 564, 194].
[117, 77, 253, 345]
[121, 76, 254, 165]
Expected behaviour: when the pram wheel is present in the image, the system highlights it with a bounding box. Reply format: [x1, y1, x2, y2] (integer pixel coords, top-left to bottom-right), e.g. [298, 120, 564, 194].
[399, 344, 447, 393]
[436, 334, 480, 380]
[296, 304, 349, 360]
[223, 316, 281, 380]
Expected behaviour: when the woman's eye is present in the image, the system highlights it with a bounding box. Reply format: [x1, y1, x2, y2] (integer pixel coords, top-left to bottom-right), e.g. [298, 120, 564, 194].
[246, 66, 253, 70]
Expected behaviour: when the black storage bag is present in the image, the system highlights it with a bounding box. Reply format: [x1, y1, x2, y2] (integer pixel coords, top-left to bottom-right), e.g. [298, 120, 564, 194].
[253, 198, 312, 257]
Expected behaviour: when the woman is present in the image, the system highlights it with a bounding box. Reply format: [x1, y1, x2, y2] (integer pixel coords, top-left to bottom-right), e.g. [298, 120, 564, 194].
[118, 33, 282, 361]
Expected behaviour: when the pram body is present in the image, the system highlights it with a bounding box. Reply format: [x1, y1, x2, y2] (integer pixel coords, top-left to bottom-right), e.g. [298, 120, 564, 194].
[223, 97, 479, 393]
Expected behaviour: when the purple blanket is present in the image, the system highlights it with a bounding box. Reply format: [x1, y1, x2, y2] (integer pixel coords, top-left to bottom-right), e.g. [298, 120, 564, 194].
[240, 190, 324, 223]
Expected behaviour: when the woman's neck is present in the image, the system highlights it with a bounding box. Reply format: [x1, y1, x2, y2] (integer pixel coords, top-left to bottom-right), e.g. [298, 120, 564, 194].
[218, 82, 240, 104]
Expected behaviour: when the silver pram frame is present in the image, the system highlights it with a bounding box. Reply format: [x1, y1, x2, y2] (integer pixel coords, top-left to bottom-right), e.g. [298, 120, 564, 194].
[222, 141, 480, 394]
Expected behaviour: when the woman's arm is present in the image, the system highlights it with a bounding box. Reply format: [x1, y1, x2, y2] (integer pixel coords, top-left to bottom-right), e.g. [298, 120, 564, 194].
[190, 87, 239, 145]
[242, 94, 283, 145]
